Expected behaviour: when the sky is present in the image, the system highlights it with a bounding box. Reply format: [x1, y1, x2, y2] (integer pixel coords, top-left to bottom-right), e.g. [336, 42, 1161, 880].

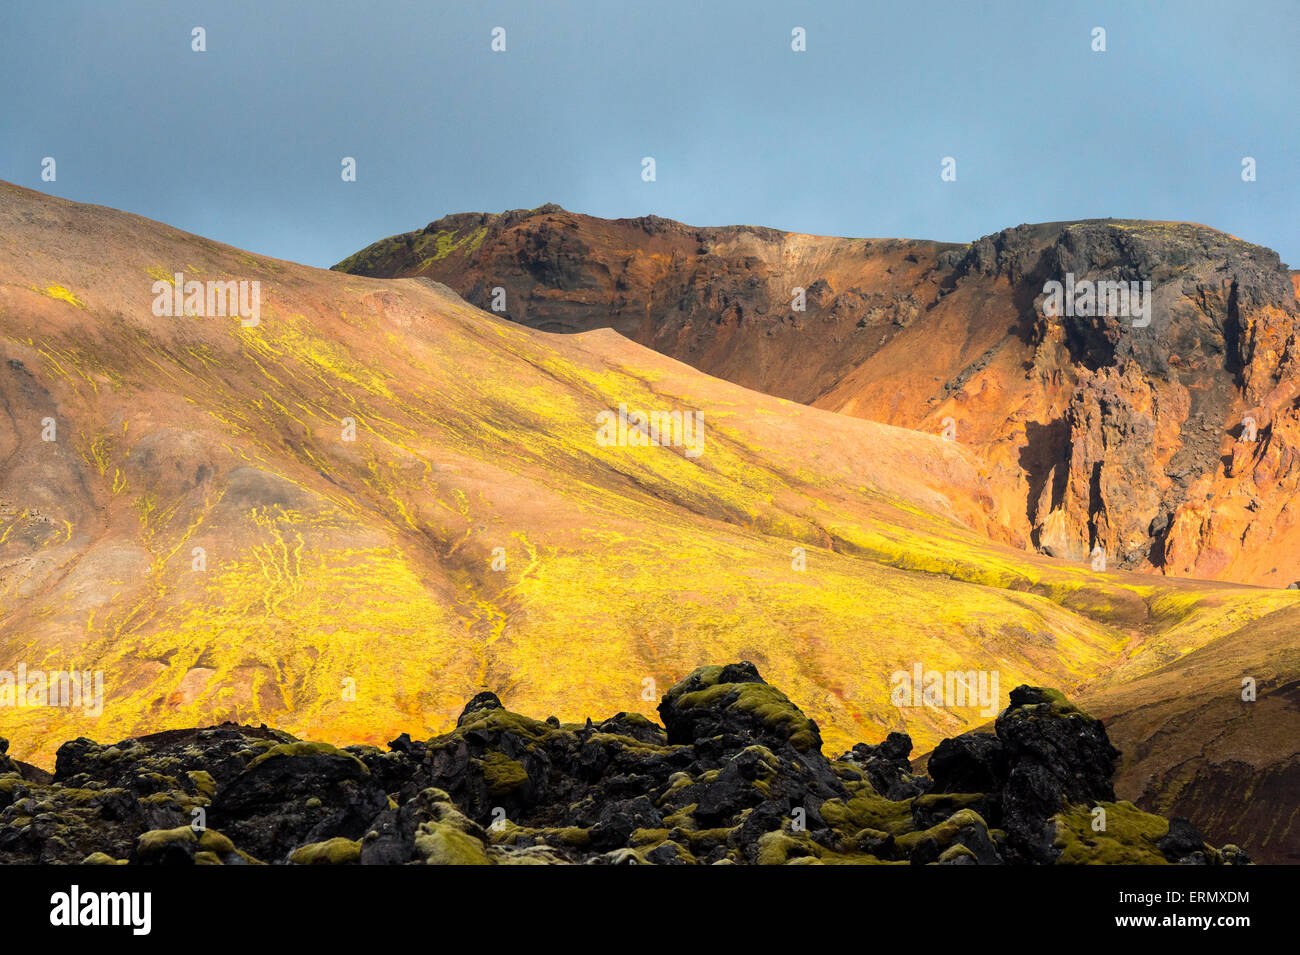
[2, 0, 1297, 269]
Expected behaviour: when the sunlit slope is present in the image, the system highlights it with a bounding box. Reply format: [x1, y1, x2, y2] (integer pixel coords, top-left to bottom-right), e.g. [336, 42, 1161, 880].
[0, 181, 1295, 772]
[343, 209, 1300, 587]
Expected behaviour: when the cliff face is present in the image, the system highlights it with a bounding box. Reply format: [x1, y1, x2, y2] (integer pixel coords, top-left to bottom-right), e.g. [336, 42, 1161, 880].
[938, 221, 1300, 583]
[338, 211, 1300, 584]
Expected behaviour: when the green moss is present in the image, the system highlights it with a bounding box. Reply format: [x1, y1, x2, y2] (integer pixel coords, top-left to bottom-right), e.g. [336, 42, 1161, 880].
[895, 808, 989, 855]
[585, 733, 675, 756]
[686, 828, 733, 854]
[290, 837, 362, 865]
[484, 819, 586, 849]
[630, 827, 671, 846]
[187, 770, 216, 798]
[674, 682, 819, 752]
[641, 839, 695, 864]
[247, 740, 368, 773]
[140, 791, 183, 807]
[198, 829, 234, 854]
[1029, 687, 1088, 718]
[541, 826, 590, 848]
[913, 792, 984, 814]
[56, 786, 110, 807]
[136, 826, 197, 854]
[478, 751, 529, 798]
[820, 791, 916, 836]
[938, 844, 977, 864]
[820, 851, 901, 865]
[82, 851, 126, 865]
[1053, 801, 1171, 865]
[452, 709, 559, 747]
[756, 830, 823, 865]
[661, 804, 698, 829]
[414, 821, 491, 865]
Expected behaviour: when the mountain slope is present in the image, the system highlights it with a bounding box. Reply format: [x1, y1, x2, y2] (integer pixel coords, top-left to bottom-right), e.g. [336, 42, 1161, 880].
[337, 208, 1300, 586]
[1, 182, 1296, 861]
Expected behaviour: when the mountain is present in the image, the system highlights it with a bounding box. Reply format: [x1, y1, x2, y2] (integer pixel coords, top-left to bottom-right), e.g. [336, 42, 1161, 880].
[0, 666, 1251, 865]
[336, 208, 1300, 587]
[0, 182, 1295, 861]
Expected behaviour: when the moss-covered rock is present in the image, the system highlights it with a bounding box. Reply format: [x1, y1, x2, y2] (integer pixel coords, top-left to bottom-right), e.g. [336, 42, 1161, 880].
[414, 821, 491, 865]
[0, 674, 1253, 866]
[289, 837, 362, 865]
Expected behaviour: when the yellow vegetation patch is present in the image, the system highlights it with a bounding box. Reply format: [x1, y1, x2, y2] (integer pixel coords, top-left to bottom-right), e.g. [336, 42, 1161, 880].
[37, 284, 85, 308]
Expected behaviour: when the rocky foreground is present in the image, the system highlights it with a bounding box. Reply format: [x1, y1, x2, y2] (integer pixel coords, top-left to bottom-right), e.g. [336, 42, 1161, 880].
[0, 663, 1249, 865]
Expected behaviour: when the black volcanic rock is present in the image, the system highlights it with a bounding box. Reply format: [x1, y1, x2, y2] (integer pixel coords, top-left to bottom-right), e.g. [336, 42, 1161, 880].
[206, 741, 390, 863]
[0, 666, 1250, 865]
[840, 732, 929, 800]
[928, 732, 1008, 795]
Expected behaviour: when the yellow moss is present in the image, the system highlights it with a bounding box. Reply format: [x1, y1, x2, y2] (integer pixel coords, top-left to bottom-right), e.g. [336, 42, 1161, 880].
[37, 284, 85, 308]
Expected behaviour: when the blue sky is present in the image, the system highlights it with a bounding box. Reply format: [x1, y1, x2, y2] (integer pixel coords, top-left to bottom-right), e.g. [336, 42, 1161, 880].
[2, 0, 1296, 268]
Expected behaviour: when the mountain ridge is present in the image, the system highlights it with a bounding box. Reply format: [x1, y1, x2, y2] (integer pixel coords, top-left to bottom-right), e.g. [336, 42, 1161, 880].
[335, 206, 1300, 587]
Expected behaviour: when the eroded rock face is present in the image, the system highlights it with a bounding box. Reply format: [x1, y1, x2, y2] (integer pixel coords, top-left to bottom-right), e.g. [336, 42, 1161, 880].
[338, 210, 1300, 584]
[0, 665, 1249, 865]
[992, 222, 1300, 579]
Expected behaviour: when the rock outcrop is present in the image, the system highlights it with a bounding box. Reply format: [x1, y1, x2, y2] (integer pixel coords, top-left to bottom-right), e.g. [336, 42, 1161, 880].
[0, 665, 1249, 865]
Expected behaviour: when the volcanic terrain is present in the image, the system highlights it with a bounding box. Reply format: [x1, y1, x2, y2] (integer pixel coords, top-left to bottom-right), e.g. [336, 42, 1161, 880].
[0, 182, 1295, 861]
[338, 207, 1300, 586]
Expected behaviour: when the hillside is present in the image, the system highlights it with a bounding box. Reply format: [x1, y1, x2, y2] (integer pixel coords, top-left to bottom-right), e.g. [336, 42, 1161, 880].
[0, 182, 1295, 861]
[337, 208, 1300, 586]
